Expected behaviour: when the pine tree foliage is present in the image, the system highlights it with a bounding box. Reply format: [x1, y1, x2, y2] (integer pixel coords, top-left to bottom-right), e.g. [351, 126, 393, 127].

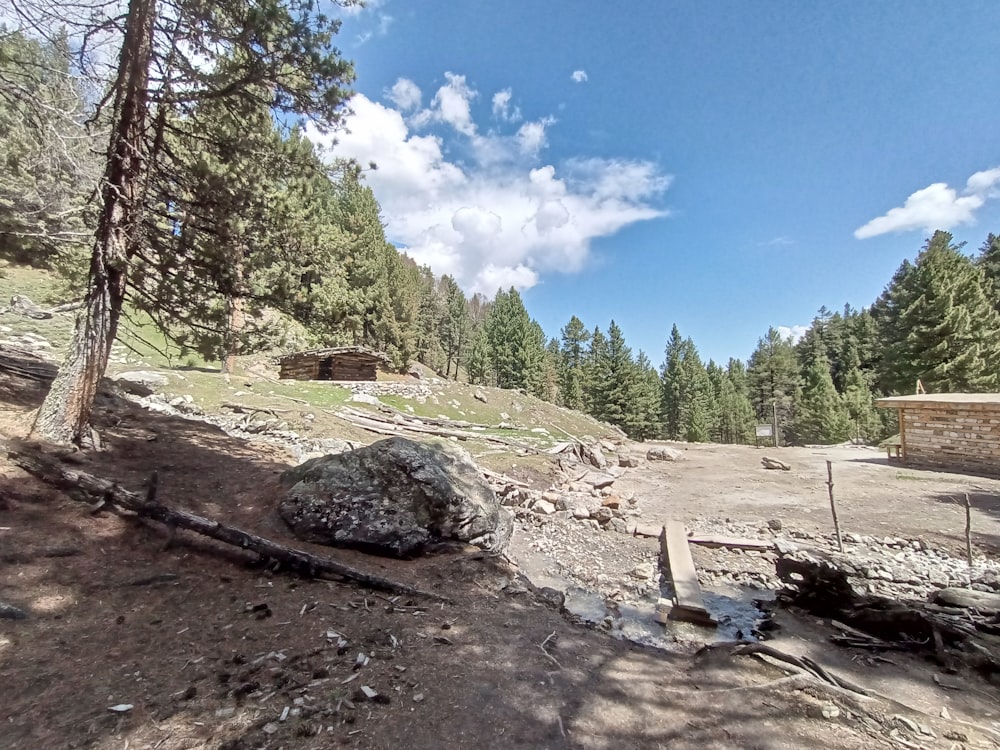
[748, 327, 800, 445]
[793, 342, 851, 444]
[875, 231, 1000, 393]
[628, 351, 663, 441]
[558, 315, 590, 410]
[0, 29, 97, 268]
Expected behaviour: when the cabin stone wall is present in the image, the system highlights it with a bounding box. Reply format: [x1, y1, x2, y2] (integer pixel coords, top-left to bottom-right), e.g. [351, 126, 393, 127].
[900, 403, 1000, 476]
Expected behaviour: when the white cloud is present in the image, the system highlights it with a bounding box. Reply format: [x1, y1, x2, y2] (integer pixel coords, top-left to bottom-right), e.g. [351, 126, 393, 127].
[412, 72, 478, 136]
[308, 84, 670, 295]
[777, 325, 808, 344]
[516, 117, 555, 156]
[855, 166, 1000, 239]
[491, 88, 521, 122]
[386, 78, 421, 111]
[571, 70, 589, 83]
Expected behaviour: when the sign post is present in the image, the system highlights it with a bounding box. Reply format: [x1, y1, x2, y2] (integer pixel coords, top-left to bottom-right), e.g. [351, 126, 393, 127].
[755, 424, 773, 448]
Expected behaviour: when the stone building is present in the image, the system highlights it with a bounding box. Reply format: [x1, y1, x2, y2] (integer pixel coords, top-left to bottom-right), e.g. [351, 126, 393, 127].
[875, 393, 1000, 476]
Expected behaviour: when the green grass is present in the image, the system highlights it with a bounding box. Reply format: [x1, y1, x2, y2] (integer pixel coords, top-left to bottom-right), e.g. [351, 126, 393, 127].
[0, 263, 622, 476]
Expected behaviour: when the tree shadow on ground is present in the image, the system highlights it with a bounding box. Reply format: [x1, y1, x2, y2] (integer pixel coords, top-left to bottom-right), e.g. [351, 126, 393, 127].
[926, 490, 1000, 552]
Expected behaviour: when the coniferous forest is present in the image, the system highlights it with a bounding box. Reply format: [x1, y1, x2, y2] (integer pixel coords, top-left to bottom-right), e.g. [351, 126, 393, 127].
[2, 30, 999, 446]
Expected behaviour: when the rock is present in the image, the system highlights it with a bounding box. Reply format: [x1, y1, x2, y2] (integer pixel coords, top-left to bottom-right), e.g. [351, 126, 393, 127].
[473, 390, 487, 403]
[278, 437, 512, 557]
[571, 506, 591, 520]
[630, 562, 655, 580]
[581, 471, 616, 489]
[532, 500, 557, 515]
[349, 392, 380, 405]
[601, 495, 620, 509]
[592, 507, 613, 525]
[0, 601, 28, 620]
[113, 370, 169, 396]
[618, 455, 640, 468]
[587, 445, 608, 469]
[646, 447, 682, 462]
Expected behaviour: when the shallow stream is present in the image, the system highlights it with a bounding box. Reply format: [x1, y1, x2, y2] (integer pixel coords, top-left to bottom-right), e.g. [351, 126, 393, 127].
[514, 545, 772, 651]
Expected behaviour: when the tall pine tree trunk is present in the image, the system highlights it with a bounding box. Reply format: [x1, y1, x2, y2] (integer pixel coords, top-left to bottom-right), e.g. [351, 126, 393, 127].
[222, 260, 245, 375]
[31, 0, 157, 446]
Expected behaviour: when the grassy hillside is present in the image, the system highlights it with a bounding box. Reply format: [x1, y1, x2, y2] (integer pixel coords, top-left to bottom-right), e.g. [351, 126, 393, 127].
[0, 263, 621, 475]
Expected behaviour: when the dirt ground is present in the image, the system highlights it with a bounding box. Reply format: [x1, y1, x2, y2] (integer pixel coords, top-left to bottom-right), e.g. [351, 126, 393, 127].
[2, 373, 999, 749]
[622, 441, 1000, 557]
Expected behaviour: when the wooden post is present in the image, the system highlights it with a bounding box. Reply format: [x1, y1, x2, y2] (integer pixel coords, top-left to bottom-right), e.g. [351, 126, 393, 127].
[772, 401, 779, 448]
[964, 493, 973, 568]
[826, 461, 843, 553]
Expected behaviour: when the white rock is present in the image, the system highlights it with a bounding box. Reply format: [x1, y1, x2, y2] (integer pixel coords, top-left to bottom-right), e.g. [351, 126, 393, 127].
[533, 500, 557, 515]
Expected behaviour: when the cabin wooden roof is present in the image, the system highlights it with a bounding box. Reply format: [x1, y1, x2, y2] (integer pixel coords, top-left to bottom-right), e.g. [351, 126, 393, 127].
[277, 346, 391, 365]
[875, 393, 1000, 408]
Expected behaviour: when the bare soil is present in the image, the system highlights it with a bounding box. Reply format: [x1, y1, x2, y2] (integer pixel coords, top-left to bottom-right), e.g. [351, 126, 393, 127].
[2, 373, 999, 750]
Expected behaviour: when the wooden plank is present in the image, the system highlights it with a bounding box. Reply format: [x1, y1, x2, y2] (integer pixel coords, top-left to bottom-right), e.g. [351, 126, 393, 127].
[686, 534, 775, 552]
[659, 522, 716, 627]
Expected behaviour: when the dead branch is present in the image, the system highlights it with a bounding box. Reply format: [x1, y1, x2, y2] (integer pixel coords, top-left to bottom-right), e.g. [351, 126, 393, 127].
[8, 447, 449, 602]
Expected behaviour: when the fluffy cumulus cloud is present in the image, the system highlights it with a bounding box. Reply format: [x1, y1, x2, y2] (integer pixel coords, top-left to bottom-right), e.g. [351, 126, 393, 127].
[777, 325, 808, 344]
[571, 70, 589, 83]
[308, 75, 669, 294]
[855, 166, 1000, 239]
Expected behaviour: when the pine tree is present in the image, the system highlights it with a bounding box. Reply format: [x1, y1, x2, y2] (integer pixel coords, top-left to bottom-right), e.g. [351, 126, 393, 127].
[659, 324, 685, 439]
[627, 351, 662, 440]
[0, 30, 96, 268]
[723, 359, 757, 444]
[976, 233, 1000, 315]
[438, 275, 470, 379]
[794, 344, 851, 444]
[841, 358, 882, 442]
[748, 328, 800, 445]
[28, 0, 355, 444]
[559, 316, 590, 410]
[584, 326, 608, 418]
[591, 321, 636, 429]
[482, 287, 534, 389]
[678, 341, 713, 442]
[876, 231, 1000, 393]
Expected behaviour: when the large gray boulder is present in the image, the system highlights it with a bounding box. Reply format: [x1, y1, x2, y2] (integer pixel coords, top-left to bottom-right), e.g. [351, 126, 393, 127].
[278, 437, 512, 558]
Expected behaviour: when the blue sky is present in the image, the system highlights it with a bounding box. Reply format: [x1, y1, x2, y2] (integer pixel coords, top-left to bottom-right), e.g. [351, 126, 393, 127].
[315, 0, 1000, 365]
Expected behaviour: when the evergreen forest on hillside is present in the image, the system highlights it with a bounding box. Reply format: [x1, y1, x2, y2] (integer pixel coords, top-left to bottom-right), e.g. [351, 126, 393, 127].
[2, 28, 1000, 446]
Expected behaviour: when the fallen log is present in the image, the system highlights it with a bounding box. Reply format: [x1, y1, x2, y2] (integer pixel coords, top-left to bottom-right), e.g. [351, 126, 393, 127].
[931, 587, 1000, 615]
[8, 447, 449, 602]
[761, 456, 791, 471]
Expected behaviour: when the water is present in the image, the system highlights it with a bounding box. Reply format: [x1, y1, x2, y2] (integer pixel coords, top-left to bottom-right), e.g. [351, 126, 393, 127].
[560, 582, 772, 650]
[515, 547, 771, 651]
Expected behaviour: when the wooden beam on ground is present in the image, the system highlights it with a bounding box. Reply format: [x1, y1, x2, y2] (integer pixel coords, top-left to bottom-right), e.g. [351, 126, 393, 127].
[686, 534, 775, 552]
[659, 522, 716, 627]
